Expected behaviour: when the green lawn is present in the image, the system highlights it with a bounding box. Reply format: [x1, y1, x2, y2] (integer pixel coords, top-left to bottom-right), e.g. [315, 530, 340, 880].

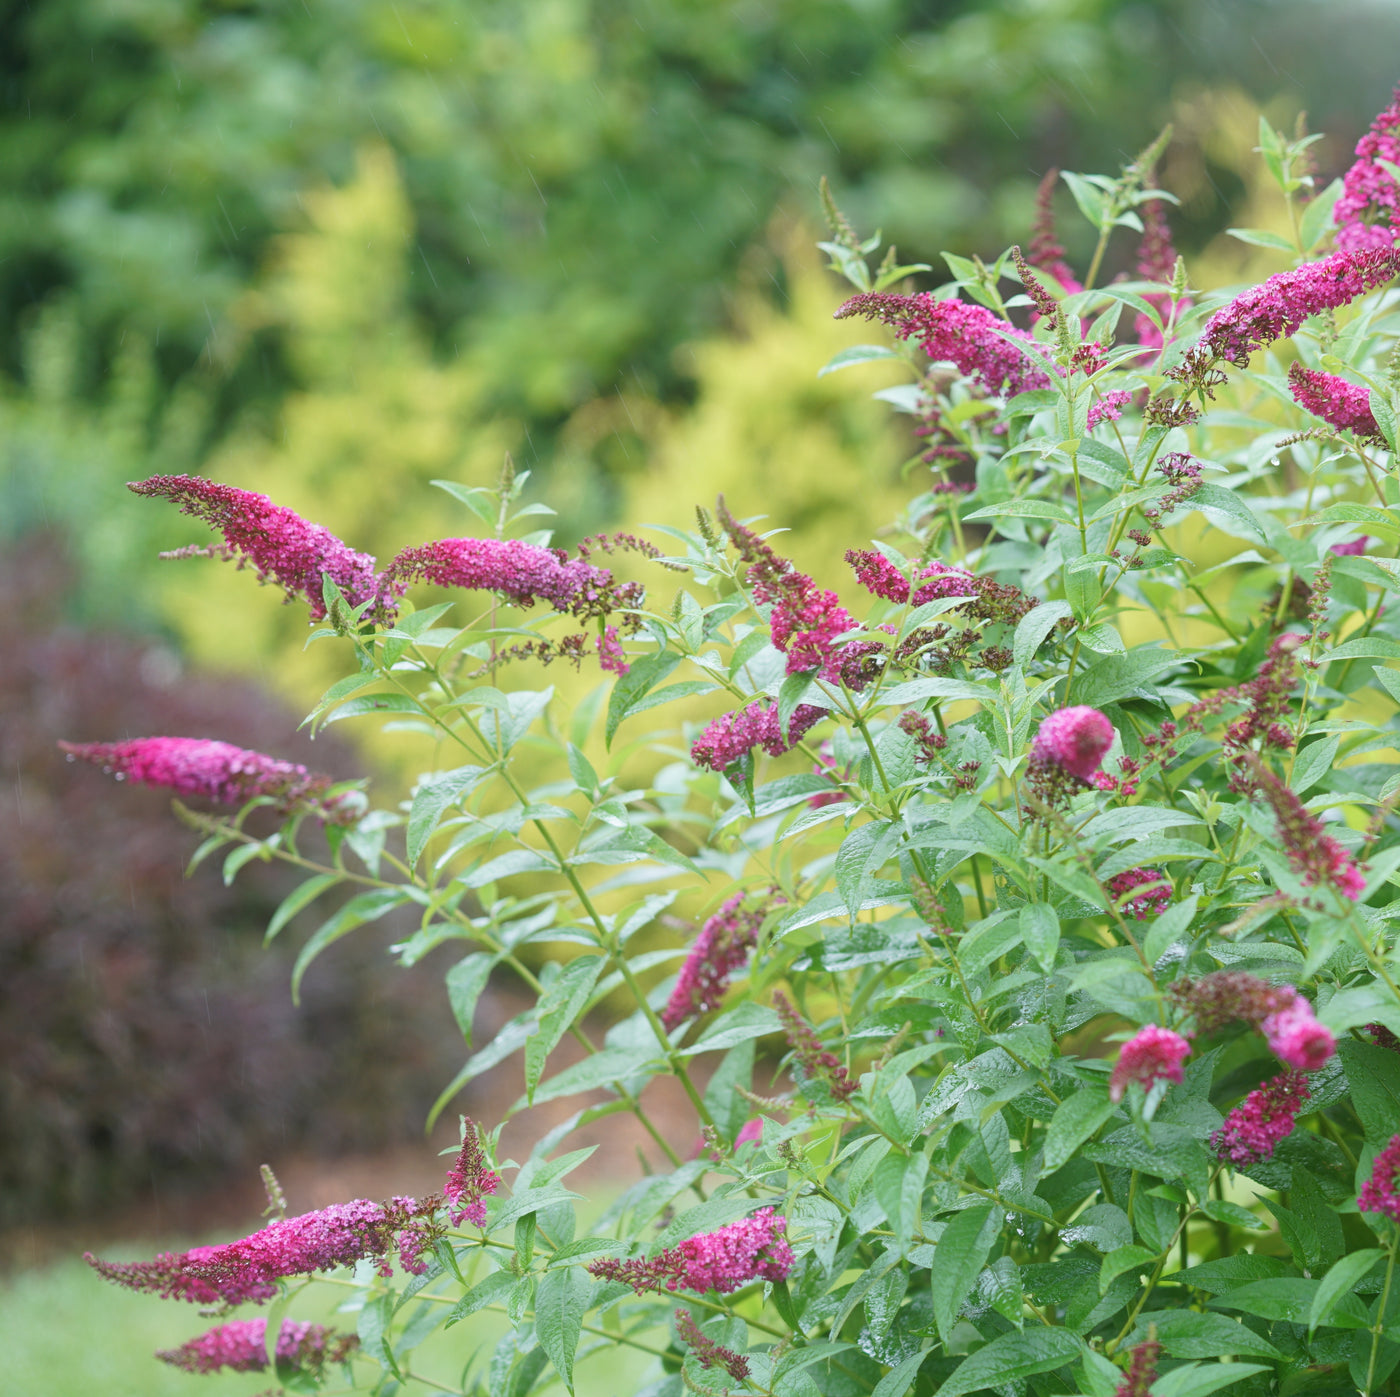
[2, 1245, 654, 1396]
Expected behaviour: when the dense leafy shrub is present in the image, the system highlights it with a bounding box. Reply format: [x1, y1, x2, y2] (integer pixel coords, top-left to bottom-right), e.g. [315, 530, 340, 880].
[75, 91, 1400, 1397]
[0, 540, 461, 1225]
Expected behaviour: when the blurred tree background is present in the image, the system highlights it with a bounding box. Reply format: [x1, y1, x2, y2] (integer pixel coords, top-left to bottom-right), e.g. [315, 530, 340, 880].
[6, 0, 1400, 1224]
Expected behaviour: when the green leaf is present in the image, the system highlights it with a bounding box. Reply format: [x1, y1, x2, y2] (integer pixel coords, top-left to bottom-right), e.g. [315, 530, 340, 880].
[1191, 481, 1266, 543]
[445, 1269, 516, 1328]
[431, 478, 498, 526]
[320, 692, 424, 726]
[704, 1040, 755, 1140]
[1150, 1364, 1271, 1397]
[1373, 388, 1399, 454]
[1299, 177, 1344, 251]
[407, 764, 487, 868]
[292, 887, 412, 1004]
[1310, 1249, 1385, 1333]
[817, 344, 899, 376]
[1225, 227, 1296, 250]
[679, 1002, 782, 1055]
[606, 651, 681, 746]
[1338, 1039, 1400, 1146]
[1043, 1090, 1116, 1172]
[871, 1350, 928, 1397]
[778, 671, 822, 739]
[1019, 902, 1060, 973]
[1073, 647, 1181, 706]
[836, 820, 897, 916]
[446, 952, 495, 1045]
[874, 1151, 929, 1250]
[526, 956, 606, 1103]
[526, 1047, 658, 1106]
[264, 872, 340, 944]
[1142, 1310, 1282, 1360]
[1326, 636, 1400, 661]
[1014, 599, 1073, 668]
[356, 1292, 400, 1377]
[937, 1328, 1084, 1397]
[534, 1265, 590, 1393]
[1100, 1245, 1156, 1295]
[964, 498, 1075, 524]
[931, 1203, 1001, 1340]
[1212, 1277, 1340, 1325]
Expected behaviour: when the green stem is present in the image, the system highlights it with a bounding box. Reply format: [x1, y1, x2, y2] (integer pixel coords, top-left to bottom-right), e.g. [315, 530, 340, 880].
[1366, 1238, 1398, 1396]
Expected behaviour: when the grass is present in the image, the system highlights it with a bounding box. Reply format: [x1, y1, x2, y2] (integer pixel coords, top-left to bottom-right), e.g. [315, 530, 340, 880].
[1, 1239, 656, 1396]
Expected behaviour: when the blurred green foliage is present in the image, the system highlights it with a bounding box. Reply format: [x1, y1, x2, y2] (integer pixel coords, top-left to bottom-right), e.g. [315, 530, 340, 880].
[5, 0, 1400, 634]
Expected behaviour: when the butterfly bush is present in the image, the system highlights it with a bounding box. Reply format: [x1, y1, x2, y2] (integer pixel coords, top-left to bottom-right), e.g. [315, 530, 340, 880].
[69, 97, 1400, 1397]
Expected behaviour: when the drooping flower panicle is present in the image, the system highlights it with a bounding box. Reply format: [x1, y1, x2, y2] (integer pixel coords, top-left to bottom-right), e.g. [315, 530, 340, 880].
[662, 893, 773, 1030]
[1109, 1025, 1191, 1103]
[835, 291, 1052, 398]
[1261, 997, 1337, 1071]
[1170, 247, 1400, 390]
[130, 474, 394, 623]
[1334, 84, 1400, 253]
[86, 1195, 441, 1305]
[1240, 752, 1366, 902]
[586, 1209, 793, 1294]
[1287, 362, 1387, 444]
[1115, 1335, 1163, 1397]
[773, 990, 858, 1102]
[675, 1310, 750, 1383]
[156, 1319, 358, 1376]
[1360, 1132, 1400, 1221]
[845, 549, 979, 606]
[1212, 1071, 1310, 1167]
[443, 1118, 500, 1227]
[387, 536, 643, 624]
[59, 737, 355, 824]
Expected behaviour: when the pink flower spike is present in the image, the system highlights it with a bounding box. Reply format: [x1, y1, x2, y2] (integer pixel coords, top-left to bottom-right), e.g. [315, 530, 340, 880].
[443, 1118, 500, 1228]
[1212, 1071, 1310, 1167]
[1133, 195, 1188, 349]
[1031, 706, 1114, 782]
[1288, 362, 1387, 445]
[387, 536, 643, 625]
[1171, 247, 1400, 389]
[662, 894, 773, 1031]
[1360, 1132, 1400, 1220]
[86, 1195, 442, 1305]
[835, 291, 1052, 398]
[690, 700, 827, 773]
[1331, 535, 1371, 557]
[1108, 867, 1172, 920]
[1261, 998, 1336, 1071]
[1109, 1025, 1191, 1103]
[1335, 84, 1400, 253]
[59, 736, 356, 824]
[156, 1319, 358, 1376]
[130, 474, 393, 623]
[587, 1208, 792, 1294]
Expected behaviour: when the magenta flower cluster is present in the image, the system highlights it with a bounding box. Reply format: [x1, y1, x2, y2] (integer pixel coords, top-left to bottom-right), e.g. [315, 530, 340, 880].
[1335, 83, 1400, 252]
[1211, 1071, 1310, 1167]
[835, 291, 1051, 398]
[443, 1118, 500, 1228]
[1109, 1025, 1191, 1103]
[662, 893, 773, 1031]
[845, 548, 979, 606]
[1360, 1132, 1400, 1221]
[1287, 362, 1386, 445]
[675, 1310, 750, 1383]
[587, 1208, 793, 1294]
[131, 475, 393, 622]
[156, 1318, 358, 1376]
[387, 536, 642, 625]
[1107, 867, 1172, 920]
[1173, 971, 1336, 1072]
[774, 990, 858, 1103]
[1031, 706, 1115, 782]
[1242, 754, 1367, 903]
[60, 736, 353, 824]
[1087, 389, 1133, 433]
[690, 699, 827, 773]
[1170, 247, 1400, 388]
[86, 1195, 439, 1305]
